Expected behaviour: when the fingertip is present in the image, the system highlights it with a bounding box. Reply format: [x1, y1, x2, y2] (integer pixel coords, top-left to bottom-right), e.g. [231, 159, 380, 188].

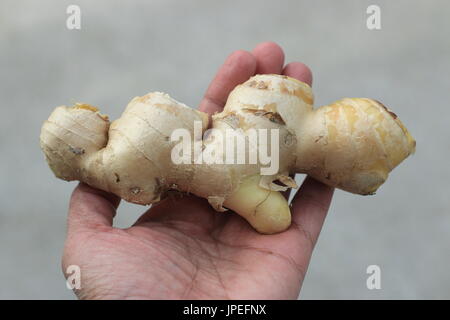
[252, 41, 285, 74]
[199, 49, 256, 114]
[253, 41, 285, 56]
[68, 183, 120, 232]
[225, 49, 257, 74]
[282, 62, 313, 87]
[71, 182, 120, 210]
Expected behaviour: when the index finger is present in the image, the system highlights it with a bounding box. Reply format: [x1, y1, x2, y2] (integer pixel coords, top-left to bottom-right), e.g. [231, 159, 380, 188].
[199, 50, 256, 115]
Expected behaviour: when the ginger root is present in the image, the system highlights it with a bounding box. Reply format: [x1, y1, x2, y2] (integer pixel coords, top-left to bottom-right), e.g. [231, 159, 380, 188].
[40, 74, 415, 234]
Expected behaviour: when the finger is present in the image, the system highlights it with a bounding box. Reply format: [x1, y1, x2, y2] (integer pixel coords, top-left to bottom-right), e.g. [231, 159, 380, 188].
[280, 61, 313, 200]
[67, 183, 120, 234]
[290, 176, 334, 246]
[252, 41, 285, 74]
[199, 50, 256, 115]
[282, 61, 313, 86]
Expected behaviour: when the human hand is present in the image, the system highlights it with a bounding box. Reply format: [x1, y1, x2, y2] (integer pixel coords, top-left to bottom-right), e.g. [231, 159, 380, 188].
[62, 42, 334, 299]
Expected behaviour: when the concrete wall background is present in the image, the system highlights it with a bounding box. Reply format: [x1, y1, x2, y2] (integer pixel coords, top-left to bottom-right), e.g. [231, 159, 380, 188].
[0, 0, 449, 299]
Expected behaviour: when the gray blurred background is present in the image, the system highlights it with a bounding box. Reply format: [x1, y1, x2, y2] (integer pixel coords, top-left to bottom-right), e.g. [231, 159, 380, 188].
[0, 0, 449, 299]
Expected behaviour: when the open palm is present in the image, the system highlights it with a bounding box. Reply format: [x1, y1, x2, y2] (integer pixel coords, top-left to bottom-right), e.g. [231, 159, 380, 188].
[62, 42, 334, 299]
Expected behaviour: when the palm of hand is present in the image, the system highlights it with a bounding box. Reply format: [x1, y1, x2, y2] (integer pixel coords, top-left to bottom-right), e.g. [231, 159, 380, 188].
[62, 43, 333, 300]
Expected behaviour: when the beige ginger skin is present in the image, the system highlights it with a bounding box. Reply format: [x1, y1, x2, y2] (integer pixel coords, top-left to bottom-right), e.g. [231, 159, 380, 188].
[40, 74, 415, 234]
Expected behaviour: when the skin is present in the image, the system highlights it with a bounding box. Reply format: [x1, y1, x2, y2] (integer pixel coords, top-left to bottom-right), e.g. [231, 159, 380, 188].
[62, 42, 334, 299]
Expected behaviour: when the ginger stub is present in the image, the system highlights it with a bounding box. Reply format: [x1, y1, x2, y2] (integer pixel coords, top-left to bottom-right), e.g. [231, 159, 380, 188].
[40, 74, 415, 234]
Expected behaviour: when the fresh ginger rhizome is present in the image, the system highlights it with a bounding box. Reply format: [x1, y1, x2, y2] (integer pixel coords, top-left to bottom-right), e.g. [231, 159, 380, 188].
[40, 74, 415, 234]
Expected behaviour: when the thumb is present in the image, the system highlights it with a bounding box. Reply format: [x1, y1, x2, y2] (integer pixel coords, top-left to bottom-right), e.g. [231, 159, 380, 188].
[67, 183, 120, 234]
